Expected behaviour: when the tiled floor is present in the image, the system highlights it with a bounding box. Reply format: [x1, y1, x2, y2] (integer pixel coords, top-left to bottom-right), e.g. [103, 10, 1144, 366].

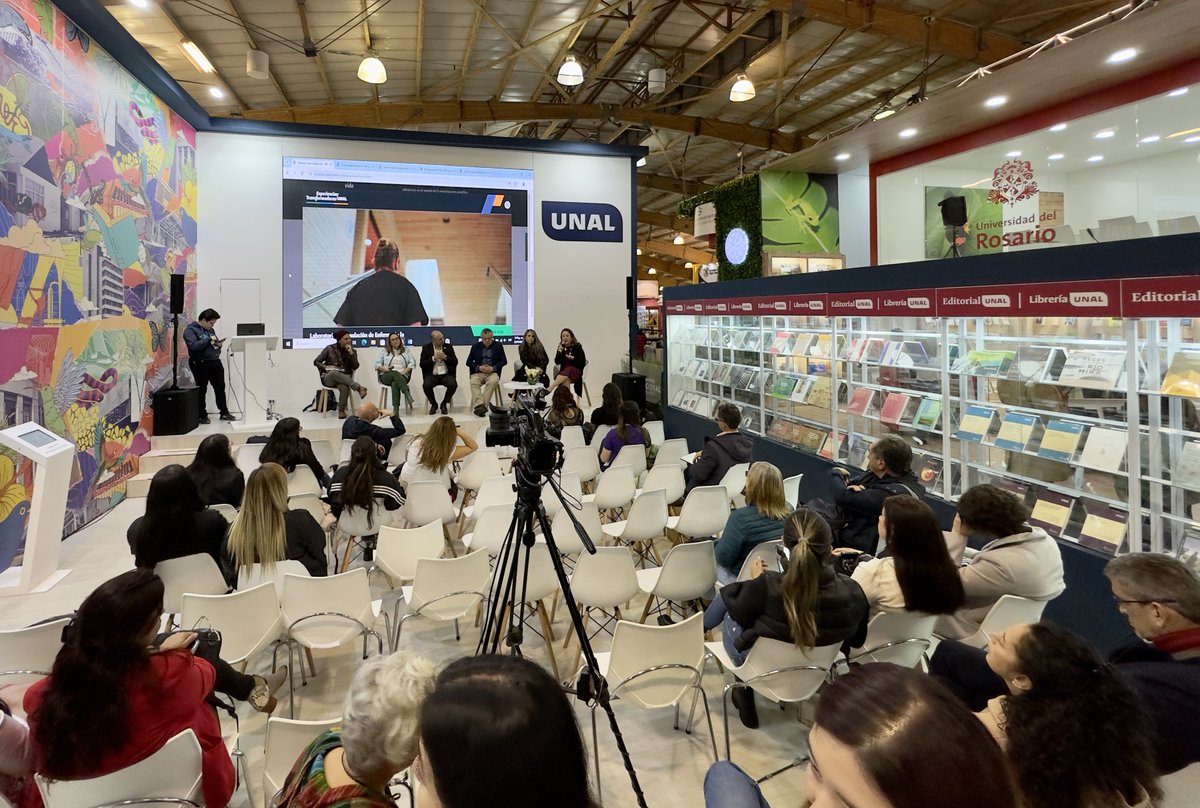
[3, 497, 814, 808]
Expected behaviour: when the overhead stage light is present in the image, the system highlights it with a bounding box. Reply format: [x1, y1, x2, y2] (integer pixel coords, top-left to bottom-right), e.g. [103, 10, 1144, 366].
[672, 233, 686, 246]
[247, 48, 269, 79]
[557, 55, 584, 86]
[357, 55, 387, 84]
[729, 74, 756, 103]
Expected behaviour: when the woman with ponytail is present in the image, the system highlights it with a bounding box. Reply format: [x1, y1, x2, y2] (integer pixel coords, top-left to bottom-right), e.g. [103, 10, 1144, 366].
[702, 507, 868, 728]
[23, 570, 235, 807]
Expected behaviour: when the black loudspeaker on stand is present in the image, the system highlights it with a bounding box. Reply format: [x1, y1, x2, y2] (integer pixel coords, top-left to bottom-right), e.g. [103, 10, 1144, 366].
[152, 273, 200, 435]
[611, 372, 646, 408]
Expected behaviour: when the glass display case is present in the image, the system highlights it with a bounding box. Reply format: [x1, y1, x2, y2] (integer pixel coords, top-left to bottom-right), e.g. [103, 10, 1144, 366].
[665, 278, 1200, 558]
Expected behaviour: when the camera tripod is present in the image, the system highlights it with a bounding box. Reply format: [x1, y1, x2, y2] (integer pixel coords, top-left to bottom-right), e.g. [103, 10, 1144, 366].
[476, 461, 648, 808]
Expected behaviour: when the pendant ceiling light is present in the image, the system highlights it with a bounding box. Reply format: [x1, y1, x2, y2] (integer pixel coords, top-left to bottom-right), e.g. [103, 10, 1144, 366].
[357, 55, 387, 85]
[729, 74, 756, 102]
[672, 233, 686, 246]
[557, 55, 585, 86]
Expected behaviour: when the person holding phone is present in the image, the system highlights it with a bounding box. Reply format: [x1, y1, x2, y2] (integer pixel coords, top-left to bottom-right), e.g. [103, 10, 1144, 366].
[183, 308, 233, 424]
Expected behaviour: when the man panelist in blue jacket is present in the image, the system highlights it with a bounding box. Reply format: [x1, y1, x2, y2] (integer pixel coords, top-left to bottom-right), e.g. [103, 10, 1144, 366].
[466, 328, 507, 417]
[184, 308, 234, 424]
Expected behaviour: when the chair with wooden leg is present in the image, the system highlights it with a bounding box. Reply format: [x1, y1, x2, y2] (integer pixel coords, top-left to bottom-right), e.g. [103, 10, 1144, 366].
[600, 487, 668, 569]
[562, 545, 639, 672]
[401, 480, 459, 557]
[637, 540, 717, 624]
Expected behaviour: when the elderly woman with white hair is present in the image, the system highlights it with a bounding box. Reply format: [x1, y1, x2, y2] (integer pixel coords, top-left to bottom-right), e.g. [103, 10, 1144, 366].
[272, 652, 438, 807]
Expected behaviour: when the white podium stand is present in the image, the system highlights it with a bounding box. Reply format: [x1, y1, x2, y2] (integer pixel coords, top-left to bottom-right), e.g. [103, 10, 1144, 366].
[0, 423, 73, 596]
[228, 335, 278, 429]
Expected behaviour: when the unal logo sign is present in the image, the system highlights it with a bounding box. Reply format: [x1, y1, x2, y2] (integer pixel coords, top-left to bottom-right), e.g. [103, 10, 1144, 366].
[542, 201, 624, 242]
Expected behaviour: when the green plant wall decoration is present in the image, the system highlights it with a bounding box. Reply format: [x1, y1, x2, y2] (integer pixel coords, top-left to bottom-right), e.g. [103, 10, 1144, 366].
[678, 174, 762, 281]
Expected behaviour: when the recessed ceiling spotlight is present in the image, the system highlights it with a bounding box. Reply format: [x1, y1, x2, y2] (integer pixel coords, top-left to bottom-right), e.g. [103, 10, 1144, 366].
[636, 248, 642, 256]
[1047, 153, 1065, 160]
[1107, 47, 1138, 64]
[984, 95, 1007, 108]
[835, 152, 850, 161]
[1049, 123, 1068, 132]
[1185, 135, 1200, 144]
[684, 262, 693, 269]
[648, 268, 656, 275]
[1167, 87, 1189, 97]
[208, 86, 224, 98]
[672, 233, 685, 246]
[1094, 130, 1115, 139]
[899, 127, 917, 138]
[129, 0, 149, 7]
[1006, 150, 1021, 158]
[1139, 135, 1161, 144]
[1087, 155, 1104, 162]
[636, 156, 647, 167]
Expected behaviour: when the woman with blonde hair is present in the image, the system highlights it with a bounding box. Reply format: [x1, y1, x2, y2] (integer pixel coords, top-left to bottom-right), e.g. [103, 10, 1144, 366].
[399, 415, 477, 494]
[712, 461, 791, 584]
[703, 507, 868, 728]
[221, 462, 328, 585]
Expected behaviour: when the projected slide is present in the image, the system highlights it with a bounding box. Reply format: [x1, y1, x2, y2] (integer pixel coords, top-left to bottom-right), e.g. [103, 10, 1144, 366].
[282, 158, 533, 349]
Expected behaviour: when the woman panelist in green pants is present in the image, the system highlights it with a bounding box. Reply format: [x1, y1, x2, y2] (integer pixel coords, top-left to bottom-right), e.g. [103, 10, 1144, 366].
[376, 331, 417, 414]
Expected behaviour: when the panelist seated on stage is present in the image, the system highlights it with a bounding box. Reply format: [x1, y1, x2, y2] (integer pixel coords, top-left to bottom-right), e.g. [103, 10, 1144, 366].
[419, 331, 459, 416]
[314, 329, 368, 419]
[513, 328, 549, 386]
[466, 328, 507, 418]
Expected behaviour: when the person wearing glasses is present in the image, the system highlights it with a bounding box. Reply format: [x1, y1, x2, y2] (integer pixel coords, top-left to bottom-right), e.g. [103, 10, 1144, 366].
[930, 552, 1200, 776]
[933, 484, 1065, 640]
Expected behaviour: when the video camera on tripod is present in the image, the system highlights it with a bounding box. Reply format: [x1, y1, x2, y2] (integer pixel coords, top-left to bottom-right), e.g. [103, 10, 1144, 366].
[482, 393, 562, 478]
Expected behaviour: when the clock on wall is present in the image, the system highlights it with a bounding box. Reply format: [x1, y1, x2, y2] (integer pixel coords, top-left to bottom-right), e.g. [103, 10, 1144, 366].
[724, 227, 749, 265]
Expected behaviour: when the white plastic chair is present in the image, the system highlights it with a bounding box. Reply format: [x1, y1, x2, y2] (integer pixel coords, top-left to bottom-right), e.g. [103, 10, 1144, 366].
[550, 501, 603, 560]
[374, 521, 446, 587]
[720, 462, 751, 509]
[395, 550, 490, 649]
[287, 466, 322, 497]
[461, 503, 514, 557]
[644, 420, 665, 447]
[335, 438, 355, 464]
[235, 445, 261, 477]
[562, 445, 602, 491]
[587, 613, 716, 800]
[457, 475, 516, 533]
[490, 542, 563, 680]
[280, 569, 389, 717]
[155, 553, 228, 621]
[735, 539, 785, 581]
[956, 594, 1050, 648]
[563, 546, 640, 668]
[263, 716, 341, 804]
[654, 438, 690, 471]
[783, 473, 804, 509]
[706, 638, 841, 762]
[453, 449, 504, 513]
[237, 560, 310, 598]
[610, 443, 648, 483]
[288, 493, 328, 529]
[636, 464, 685, 507]
[209, 503, 238, 523]
[1161, 762, 1200, 808]
[592, 424, 613, 449]
[401, 480, 459, 557]
[541, 471, 582, 521]
[308, 439, 336, 472]
[181, 583, 282, 672]
[560, 424, 586, 450]
[335, 502, 393, 572]
[637, 540, 717, 622]
[667, 486, 731, 542]
[845, 611, 937, 668]
[601, 488, 667, 568]
[585, 464, 636, 520]
[0, 617, 68, 684]
[35, 728, 203, 808]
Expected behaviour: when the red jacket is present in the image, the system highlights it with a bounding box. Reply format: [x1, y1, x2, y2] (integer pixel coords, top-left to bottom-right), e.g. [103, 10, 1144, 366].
[24, 651, 234, 808]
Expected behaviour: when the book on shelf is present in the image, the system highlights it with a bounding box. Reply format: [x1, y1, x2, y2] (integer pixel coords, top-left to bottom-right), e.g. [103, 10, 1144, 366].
[1078, 427, 1127, 473]
[846, 434, 872, 469]
[790, 377, 815, 404]
[995, 479, 1033, 505]
[1174, 442, 1200, 493]
[845, 387, 878, 416]
[912, 398, 943, 431]
[670, 388, 686, 407]
[916, 455, 944, 491]
[797, 426, 826, 452]
[1028, 489, 1076, 536]
[876, 340, 902, 366]
[684, 358, 702, 377]
[1006, 346, 1068, 383]
[898, 341, 932, 368]
[805, 357, 833, 375]
[819, 431, 845, 460]
[1055, 349, 1127, 390]
[880, 392, 917, 427]
[862, 338, 887, 363]
[1076, 502, 1128, 555]
[955, 405, 999, 443]
[768, 332, 792, 353]
[744, 370, 763, 393]
[807, 377, 837, 409]
[742, 411, 759, 434]
[694, 361, 710, 381]
[731, 367, 754, 389]
[707, 326, 722, 346]
[790, 333, 815, 356]
[1037, 420, 1086, 462]
[766, 418, 791, 441]
[742, 331, 762, 351]
[842, 338, 867, 361]
[952, 350, 1016, 377]
[695, 396, 715, 418]
[810, 334, 834, 357]
[1160, 350, 1200, 397]
[994, 412, 1044, 452]
[770, 375, 798, 398]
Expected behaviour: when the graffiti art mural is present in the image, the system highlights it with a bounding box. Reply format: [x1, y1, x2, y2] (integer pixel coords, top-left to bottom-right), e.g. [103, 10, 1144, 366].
[0, 0, 196, 541]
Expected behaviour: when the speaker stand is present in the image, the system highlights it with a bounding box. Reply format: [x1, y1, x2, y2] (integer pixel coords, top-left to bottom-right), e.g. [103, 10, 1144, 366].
[168, 312, 180, 390]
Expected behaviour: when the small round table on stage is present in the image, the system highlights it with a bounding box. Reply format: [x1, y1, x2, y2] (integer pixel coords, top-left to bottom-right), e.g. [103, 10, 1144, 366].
[502, 382, 540, 393]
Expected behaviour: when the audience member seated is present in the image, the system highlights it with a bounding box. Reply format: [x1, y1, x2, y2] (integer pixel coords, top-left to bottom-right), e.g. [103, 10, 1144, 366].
[398, 416, 477, 495]
[703, 508, 868, 728]
[589, 382, 623, 430]
[220, 463, 328, 585]
[545, 386, 585, 437]
[413, 654, 599, 808]
[683, 402, 753, 496]
[273, 653, 438, 807]
[0, 697, 31, 807]
[826, 435, 924, 553]
[704, 663, 1018, 808]
[712, 461, 790, 584]
[845, 496, 965, 618]
[466, 328, 507, 417]
[186, 434, 244, 508]
[24, 571, 236, 808]
[934, 484, 1065, 639]
[126, 465, 227, 569]
[419, 331, 459, 416]
[342, 402, 406, 459]
[255, 417, 329, 489]
[978, 622, 1161, 808]
[375, 331, 417, 415]
[931, 552, 1200, 775]
[513, 328, 549, 386]
[598, 402, 649, 470]
[327, 437, 405, 560]
[314, 330, 368, 419]
[547, 327, 587, 397]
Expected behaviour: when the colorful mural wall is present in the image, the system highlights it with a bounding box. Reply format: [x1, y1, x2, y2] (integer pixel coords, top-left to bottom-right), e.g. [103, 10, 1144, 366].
[0, 0, 196, 547]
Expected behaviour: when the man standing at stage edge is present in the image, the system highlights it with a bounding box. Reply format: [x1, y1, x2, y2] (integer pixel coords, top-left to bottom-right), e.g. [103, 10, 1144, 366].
[184, 308, 234, 424]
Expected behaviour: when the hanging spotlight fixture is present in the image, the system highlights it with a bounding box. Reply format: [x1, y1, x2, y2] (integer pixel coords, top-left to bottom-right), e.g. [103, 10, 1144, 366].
[729, 74, 756, 102]
[357, 54, 387, 84]
[557, 55, 585, 86]
[672, 233, 686, 246]
[648, 67, 667, 94]
[246, 48, 269, 79]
